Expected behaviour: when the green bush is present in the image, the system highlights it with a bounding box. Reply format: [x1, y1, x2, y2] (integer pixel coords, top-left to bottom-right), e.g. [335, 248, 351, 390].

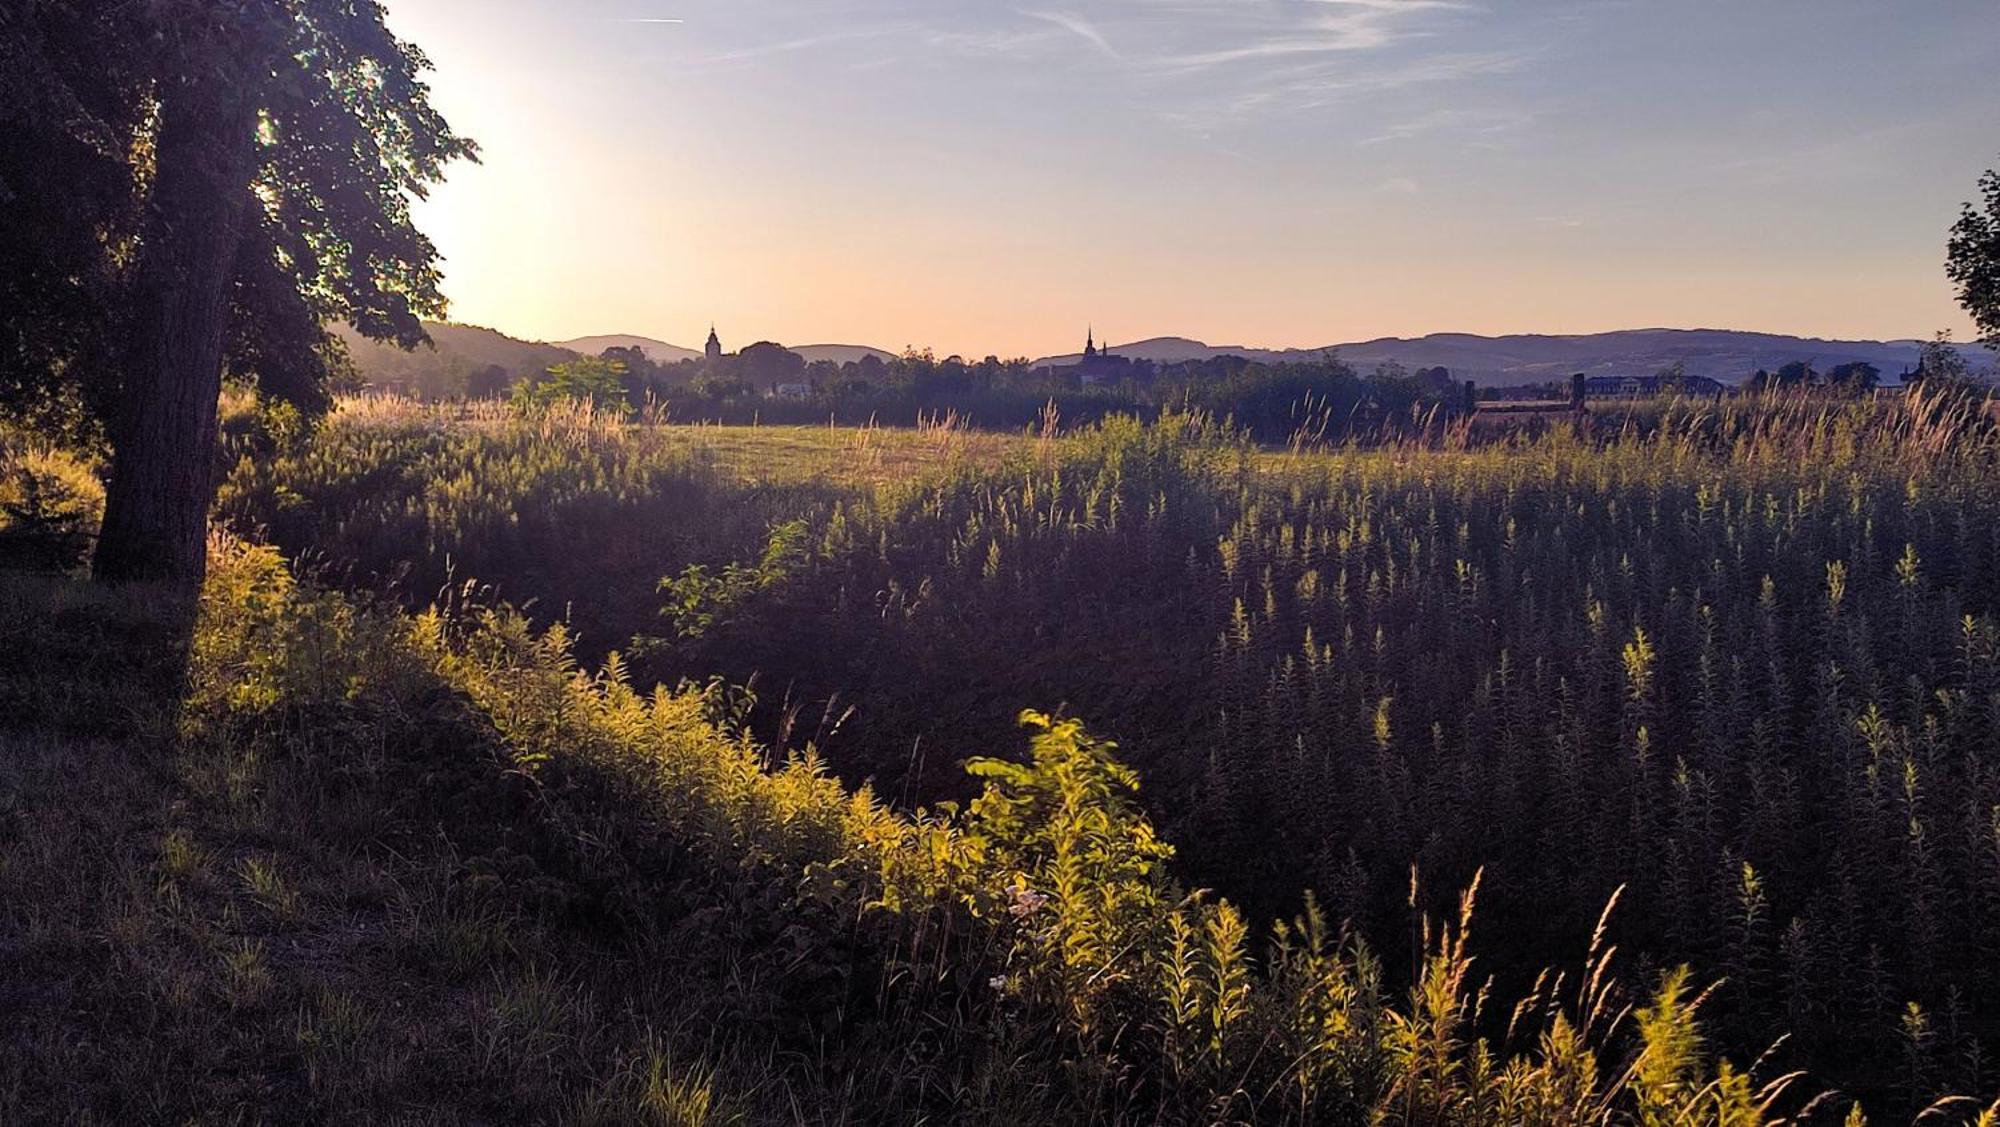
[0, 441, 102, 572]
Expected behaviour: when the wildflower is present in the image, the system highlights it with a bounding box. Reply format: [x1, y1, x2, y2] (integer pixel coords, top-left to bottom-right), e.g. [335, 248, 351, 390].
[1008, 882, 1050, 919]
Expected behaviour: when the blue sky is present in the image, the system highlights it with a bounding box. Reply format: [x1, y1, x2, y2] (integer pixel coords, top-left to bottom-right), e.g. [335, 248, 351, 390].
[387, 0, 2000, 356]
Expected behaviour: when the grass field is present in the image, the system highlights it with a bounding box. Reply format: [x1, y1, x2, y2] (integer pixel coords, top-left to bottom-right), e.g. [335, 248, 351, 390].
[376, 397, 1037, 484]
[10, 389, 2000, 1122]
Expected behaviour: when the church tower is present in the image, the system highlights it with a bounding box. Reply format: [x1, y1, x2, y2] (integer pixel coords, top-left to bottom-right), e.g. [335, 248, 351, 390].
[705, 325, 723, 367]
[1084, 327, 1097, 359]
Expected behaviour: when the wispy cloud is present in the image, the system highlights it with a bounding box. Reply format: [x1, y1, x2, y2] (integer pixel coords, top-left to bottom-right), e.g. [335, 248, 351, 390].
[1364, 103, 1537, 145]
[1150, 2, 1474, 72]
[995, 0, 1480, 75]
[679, 0, 1543, 129]
[1017, 9, 1120, 61]
[976, 1, 1527, 127]
[1310, 0, 1469, 9]
[691, 24, 911, 67]
[1191, 48, 1525, 123]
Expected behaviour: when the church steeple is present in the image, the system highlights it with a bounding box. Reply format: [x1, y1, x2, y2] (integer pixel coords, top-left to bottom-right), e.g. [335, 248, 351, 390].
[705, 324, 723, 366]
[1084, 326, 1097, 359]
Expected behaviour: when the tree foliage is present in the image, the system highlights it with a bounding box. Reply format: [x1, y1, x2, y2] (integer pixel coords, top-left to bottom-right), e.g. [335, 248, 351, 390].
[510, 357, 633, 417]
[1949, 161, 2000, 349]
[1, 0, 473, 428]
[0, 0, 472, 585]
[738, 341, 805, 390]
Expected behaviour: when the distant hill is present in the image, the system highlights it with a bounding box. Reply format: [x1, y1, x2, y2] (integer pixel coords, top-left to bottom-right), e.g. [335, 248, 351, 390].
[333, 322, 576, 397]
[554, 335, 894, 368]
[553, 334, 702, 364]
[1099, 337, 1277, 364]
[1036, 329, 1952, 386]
[342, 322, 1962, 397]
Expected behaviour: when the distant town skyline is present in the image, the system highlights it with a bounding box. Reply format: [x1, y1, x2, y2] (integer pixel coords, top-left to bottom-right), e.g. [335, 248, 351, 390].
[384, 0, 1997, 359]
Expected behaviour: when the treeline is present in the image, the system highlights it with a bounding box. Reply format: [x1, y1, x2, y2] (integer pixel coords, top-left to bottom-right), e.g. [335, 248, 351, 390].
[499, 346, 1457, 443]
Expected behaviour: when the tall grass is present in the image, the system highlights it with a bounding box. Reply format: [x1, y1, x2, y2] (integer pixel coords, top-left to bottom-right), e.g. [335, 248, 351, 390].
[90, 539, 1834, 1120]
[217, 388, 2000, 1113]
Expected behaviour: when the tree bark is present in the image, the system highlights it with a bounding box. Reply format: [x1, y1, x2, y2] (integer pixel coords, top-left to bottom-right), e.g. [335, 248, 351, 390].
[91, 79, 256, 591]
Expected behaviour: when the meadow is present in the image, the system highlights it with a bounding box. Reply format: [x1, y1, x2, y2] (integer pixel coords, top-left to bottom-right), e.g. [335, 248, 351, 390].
[7, 389, 2000, 1122]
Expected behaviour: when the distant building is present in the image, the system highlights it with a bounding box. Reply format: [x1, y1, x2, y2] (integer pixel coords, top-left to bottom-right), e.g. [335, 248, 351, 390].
[1074, 327, 1133, 387]
[1582, 374, 1727, 399]
[704, 325, 723, 368]
[773, 383, 811, 399]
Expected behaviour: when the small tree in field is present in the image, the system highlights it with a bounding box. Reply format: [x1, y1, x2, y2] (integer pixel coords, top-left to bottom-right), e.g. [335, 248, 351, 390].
[512, 358, 633, 417]
[0, 0, 474, 591]
[1826, 362, 1880, 395]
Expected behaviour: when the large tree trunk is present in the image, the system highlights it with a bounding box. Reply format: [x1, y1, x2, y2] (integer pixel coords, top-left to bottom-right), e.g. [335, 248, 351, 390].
[91, 81, 257, 591]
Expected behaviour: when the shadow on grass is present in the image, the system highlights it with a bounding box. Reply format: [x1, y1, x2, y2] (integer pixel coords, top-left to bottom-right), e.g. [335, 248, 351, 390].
[0, 563, 1044, 1124]
[0, 570, 194, 742]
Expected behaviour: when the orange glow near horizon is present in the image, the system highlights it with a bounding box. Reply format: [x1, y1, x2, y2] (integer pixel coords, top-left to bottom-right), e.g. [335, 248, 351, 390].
[387, 0, 1993, 358]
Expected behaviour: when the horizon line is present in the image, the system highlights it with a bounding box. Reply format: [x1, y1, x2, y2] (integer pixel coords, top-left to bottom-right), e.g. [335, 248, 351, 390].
[409, 320, 1971, 358]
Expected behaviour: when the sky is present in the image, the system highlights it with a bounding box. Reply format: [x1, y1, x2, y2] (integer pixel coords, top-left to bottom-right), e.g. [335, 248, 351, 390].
[382, 0, 2000, 358]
